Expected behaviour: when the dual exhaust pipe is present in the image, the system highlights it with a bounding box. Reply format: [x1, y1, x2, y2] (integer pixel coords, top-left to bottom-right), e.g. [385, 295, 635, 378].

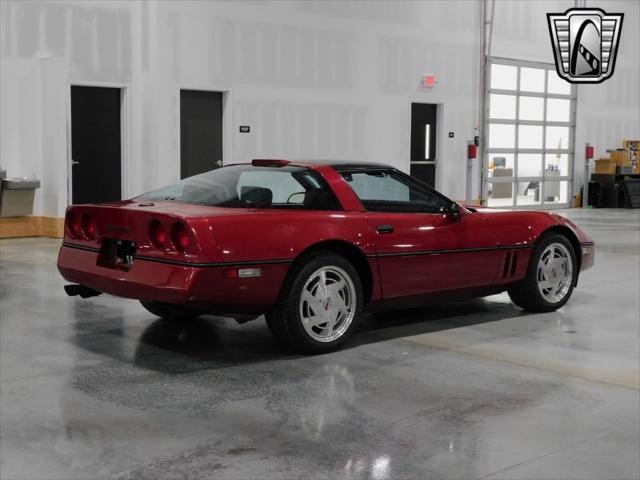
[64, 284, 102, 299]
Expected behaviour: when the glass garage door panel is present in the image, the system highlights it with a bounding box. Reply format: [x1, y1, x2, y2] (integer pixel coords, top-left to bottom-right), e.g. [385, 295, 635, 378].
[545, 153, 569, 176]
[543, 181, 569, 205]
[546, 98, 571, 122]
[519, 96, 544, 121]
[518, 181, 541, 206]
[518, 154, 543, 177]
[487, 181, 514, 208]
[489, 94, 516, 119]
[546, 126, 570, 150]
[488, 124, 515, 149]
[491, 64, 517, 90]
[547, 71, 571, 95]
[520, 67, 545, 93]
[489, 153, 514, 172]
[485, 59, 575, 209]
[518, 125, 543, 149]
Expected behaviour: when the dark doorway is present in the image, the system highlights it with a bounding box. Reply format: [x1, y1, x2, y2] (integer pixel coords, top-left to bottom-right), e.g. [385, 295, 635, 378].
[71, 86, 122, 204]
[410, 103, 438, 187]
[180, 90, 223, 179]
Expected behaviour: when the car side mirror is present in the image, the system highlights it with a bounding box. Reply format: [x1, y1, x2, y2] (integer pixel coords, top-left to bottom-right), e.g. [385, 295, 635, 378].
[448, 202, 461, 220]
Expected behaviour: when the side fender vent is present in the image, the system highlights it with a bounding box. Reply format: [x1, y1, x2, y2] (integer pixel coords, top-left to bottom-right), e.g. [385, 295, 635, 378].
[502, 251, 519, 278]
[502, 252, 512, 278]
[510, 252, 518, 277]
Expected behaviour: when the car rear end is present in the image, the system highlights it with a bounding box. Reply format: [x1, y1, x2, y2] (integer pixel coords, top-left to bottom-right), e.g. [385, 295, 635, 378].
[57, 202, 286, 312]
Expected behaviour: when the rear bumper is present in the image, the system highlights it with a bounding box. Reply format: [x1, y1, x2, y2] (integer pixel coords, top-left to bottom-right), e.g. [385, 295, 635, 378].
[57, 246, 289, 313]
[580, 242, 595, 271]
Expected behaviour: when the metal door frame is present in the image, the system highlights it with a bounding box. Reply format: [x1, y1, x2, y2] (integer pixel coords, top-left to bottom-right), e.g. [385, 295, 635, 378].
[482, 57, 577, 209]
[67, 81, 129, 204]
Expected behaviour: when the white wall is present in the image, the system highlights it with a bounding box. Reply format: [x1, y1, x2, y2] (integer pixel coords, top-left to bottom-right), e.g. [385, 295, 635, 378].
[0, 0, 481, 217]
[1, 0, 638, 217]
[0, 58, 44, 214]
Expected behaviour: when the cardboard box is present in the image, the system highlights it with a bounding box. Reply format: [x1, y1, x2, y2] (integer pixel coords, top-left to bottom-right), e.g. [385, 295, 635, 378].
[610, 149, 630, 166]
[595, 159, 616, 174]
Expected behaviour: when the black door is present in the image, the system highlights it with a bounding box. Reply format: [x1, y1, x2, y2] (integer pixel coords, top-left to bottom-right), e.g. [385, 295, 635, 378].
[410, 103, 437, 187]
[71, 86, 122, 204]
[180, 90, 223, 179]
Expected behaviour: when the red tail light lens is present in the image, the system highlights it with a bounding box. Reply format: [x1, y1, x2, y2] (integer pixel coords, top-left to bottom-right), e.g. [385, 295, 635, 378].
[149, 220, 167, 248]
[67, 212, 80, 238]
[171, 222, 190, 251]
[81, 213, 96, 240]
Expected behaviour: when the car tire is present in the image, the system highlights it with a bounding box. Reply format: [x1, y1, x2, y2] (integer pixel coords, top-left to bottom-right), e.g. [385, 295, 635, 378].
[265, 252, 363, 354]
[508, 233, 578, 312]
[139, 300, 202, 321]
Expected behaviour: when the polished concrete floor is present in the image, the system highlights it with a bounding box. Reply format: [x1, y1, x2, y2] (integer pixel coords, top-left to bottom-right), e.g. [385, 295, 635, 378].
[1, 209, 639, 480]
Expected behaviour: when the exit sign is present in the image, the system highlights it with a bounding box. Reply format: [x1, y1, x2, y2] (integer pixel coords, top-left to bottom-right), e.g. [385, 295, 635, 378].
[422, 74, 436, 88]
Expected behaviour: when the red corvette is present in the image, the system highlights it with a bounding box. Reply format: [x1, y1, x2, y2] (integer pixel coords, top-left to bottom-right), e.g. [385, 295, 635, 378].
[58, 160, 594, 353]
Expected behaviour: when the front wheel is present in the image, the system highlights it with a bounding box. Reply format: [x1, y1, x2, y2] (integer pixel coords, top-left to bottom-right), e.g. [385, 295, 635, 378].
[139, 300, 202, 322]
[508, 234, 578, 312]
[266, 252, 363, 354]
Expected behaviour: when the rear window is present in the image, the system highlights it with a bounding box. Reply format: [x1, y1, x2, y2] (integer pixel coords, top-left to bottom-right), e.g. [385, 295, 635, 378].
[136, 165, 341, 210]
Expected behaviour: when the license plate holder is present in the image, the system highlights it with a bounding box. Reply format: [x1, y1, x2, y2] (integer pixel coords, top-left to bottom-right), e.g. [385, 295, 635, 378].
[97, 238, 137, 270]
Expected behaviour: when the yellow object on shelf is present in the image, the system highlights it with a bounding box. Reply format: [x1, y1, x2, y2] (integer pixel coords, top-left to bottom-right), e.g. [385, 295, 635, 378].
[609, 149, 630, 166]
[595, 159, 616, 174]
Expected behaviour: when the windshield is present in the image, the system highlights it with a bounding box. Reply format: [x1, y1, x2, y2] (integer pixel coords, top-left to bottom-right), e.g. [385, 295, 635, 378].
[136, 165, 341, 210]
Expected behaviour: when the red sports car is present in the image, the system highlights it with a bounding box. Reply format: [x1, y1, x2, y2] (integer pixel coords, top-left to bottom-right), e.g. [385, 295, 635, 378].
[58, 160, 594, 353]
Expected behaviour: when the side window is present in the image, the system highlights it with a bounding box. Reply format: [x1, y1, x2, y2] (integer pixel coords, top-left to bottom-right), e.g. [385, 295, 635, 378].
[237, 171, 302, 203]
[342, 170, 447, 213]
[236, 169, 340, 210]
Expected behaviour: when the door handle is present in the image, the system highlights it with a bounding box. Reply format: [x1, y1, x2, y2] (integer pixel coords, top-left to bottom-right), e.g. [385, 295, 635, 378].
[377, 224, 394, 234]
[71, 160, 80, 166]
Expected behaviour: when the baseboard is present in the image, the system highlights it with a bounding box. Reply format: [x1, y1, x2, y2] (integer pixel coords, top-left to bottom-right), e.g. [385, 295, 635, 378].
[0, 216, 64, 239]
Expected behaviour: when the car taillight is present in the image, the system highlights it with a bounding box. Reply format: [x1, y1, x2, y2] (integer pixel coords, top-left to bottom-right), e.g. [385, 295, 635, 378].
[171, 222, 190, 251]
[81, 213, 96, 240]
[149, 220, 167, 248]
[67, 212, 80, 238]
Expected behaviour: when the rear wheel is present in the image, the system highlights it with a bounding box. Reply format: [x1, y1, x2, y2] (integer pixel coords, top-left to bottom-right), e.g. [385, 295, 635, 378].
[508, 234, 577, 312]
[266, 252, 362, 354]
[139, 301, 202, 321]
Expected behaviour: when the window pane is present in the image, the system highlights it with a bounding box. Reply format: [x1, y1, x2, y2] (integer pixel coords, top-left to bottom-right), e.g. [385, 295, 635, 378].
[341, 171, 446, 213]
[518, 154, 543, 177]
[490, 94, 516, 119]
[547, 70, 571, 95]
[546, 126, 570, 149]
[491, 64, 517, 90]
[545, 153, 569, 176]
[517, 181, 541, 206]
[546, 98, 570, 122]
[488, 180, 513, 207]
[489, 154, 514, 175]
[543, 181, 569, 204]
[520, 67, 545, 92]
[489, 123, 515, 148]
[518, 125, 543, 149]
[347, 172, 408, 201]
[519, 96, 544, 121]
[138, 164, 338, 210]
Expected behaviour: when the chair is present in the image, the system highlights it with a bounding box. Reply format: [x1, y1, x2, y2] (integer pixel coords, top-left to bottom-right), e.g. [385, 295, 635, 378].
[240, 186, 273, 208]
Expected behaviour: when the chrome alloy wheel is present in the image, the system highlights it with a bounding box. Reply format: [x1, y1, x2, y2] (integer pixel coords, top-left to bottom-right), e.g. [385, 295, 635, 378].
[537, 242, 573, 304]
[299, 266, 356, 343]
